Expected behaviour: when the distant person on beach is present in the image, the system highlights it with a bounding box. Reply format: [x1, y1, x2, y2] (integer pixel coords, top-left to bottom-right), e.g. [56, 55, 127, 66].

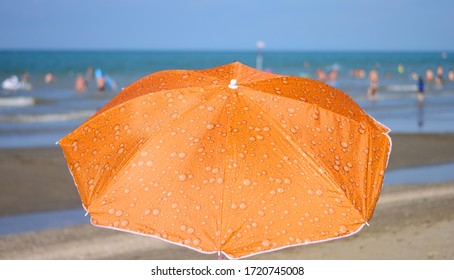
[327, 68, 338, 87]
[417, 76, 424, 104]
[86, 66, 93, 83]
[94, 68, 117, 92]
[20, 72, 32, 90]
[448, 69, 454, 81]
[315, 68, 327, 82]
[95, 68, 106, 91]
[426, 67, 434, 82]
[435, 65, 443, 88]
[368, 69, 379, 101]
[350, 69, 365, 79]
[44, 72, 54, 84]
[75, 74, 87, 93]
[397, 63, 404, 74]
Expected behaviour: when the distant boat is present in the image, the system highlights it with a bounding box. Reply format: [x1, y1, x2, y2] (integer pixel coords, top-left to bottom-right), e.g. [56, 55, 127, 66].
[2, 75, 32, 91]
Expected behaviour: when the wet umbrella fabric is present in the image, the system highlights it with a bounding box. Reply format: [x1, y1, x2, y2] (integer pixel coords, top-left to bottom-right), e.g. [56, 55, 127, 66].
[59, 62, 391, 259]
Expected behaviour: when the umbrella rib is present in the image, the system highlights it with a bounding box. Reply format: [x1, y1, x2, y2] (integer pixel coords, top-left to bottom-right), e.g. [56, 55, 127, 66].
[241, 77, 370, 124]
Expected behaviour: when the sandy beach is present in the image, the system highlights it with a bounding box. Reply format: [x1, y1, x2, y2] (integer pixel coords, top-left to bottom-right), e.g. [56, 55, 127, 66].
[1, 133, 454, 259]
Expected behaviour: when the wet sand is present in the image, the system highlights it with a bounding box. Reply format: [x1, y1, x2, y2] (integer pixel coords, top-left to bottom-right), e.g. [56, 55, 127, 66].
[1, 133, 454, 259]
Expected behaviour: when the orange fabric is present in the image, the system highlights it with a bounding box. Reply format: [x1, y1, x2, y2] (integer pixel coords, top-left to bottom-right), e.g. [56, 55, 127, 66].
[59, 62, 391, 259]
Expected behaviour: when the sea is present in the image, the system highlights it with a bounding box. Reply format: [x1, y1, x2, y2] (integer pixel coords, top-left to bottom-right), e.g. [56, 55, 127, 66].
[2, 50, 454, 235]
[1, 50, 454, 149]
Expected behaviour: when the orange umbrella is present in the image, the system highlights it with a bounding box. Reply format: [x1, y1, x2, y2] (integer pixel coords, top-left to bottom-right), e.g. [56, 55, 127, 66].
[59, 62, 391, 259]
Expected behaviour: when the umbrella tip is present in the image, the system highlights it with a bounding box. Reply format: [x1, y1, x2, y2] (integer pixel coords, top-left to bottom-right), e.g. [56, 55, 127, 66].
[228, 79, 238, 89]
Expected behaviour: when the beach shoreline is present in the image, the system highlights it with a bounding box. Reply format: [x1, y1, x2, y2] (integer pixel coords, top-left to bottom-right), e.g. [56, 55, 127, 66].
[1, 181, 453, 260]
[1, 132, 454, 259]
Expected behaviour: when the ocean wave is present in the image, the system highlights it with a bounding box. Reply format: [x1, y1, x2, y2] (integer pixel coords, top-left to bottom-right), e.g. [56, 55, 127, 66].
[0, 110, 95, 123]
[0, 96, 36, 107]
[384, 84, 418, 92]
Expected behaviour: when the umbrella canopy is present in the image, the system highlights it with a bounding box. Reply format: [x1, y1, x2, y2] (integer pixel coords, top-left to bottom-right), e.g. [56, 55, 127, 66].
[59, 62, 391, 259]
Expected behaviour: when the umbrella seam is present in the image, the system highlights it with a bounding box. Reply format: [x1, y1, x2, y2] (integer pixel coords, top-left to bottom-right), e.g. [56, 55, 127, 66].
[242, 77, 371, 124]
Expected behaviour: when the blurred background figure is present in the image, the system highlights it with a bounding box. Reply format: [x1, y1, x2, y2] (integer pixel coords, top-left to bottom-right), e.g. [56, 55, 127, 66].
[448, 69, 454, 81]
[85, 66, 93, 83]
[368, 68, 379, 101]
[435, 65, 444, 88]
[426, 67, 434, 82]
[74, 73, 87, 93]
[417, 76, 425, 104]
[2, 72, 33, 91]
[256, 40, 265, 70]
[316, 68, 327, 82]
[94, 68, 117, 92]
[397, 63, 404, 74]
[327, 68, 338, 87]
[44, 72, 54, 84]
[95, 68, 106, 91]
[350, 68, 365, 79]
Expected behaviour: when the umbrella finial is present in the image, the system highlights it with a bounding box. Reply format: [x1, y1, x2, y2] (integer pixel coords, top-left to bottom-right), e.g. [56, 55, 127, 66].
[228, 79, 238, 89]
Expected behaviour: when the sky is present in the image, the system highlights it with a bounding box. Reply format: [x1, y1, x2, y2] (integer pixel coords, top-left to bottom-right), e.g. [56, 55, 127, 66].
[0, 0, 453, 51]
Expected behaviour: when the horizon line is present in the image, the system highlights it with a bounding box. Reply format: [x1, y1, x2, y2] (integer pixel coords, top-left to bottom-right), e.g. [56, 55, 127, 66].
[0, 48, 452, 53]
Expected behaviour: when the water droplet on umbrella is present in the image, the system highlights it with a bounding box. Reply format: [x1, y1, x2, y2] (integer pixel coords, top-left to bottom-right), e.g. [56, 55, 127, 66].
[178, 174, 187, 181]
[152, 208, 160, 216]
[243, 179, 251, 186]
[262, 239, 271, 247]
[339, 225, 347, 233]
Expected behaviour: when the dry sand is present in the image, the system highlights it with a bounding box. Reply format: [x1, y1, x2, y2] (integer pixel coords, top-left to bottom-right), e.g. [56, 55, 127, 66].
[1, 133, 454, 259]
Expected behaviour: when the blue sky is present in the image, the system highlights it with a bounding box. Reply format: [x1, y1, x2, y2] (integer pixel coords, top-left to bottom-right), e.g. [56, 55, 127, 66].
[1, 0, 453, 51]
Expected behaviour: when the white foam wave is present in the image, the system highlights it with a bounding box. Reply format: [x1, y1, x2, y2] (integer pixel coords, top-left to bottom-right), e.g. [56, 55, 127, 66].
[0, 96, 35, 107]
[385, 84, 418, 92]
[0, 110, 95, 123]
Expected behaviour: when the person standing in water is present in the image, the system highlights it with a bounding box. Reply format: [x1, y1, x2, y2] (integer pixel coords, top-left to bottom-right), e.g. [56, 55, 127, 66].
[368, 69, 379, 101]
[417, 76, 425, 104]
